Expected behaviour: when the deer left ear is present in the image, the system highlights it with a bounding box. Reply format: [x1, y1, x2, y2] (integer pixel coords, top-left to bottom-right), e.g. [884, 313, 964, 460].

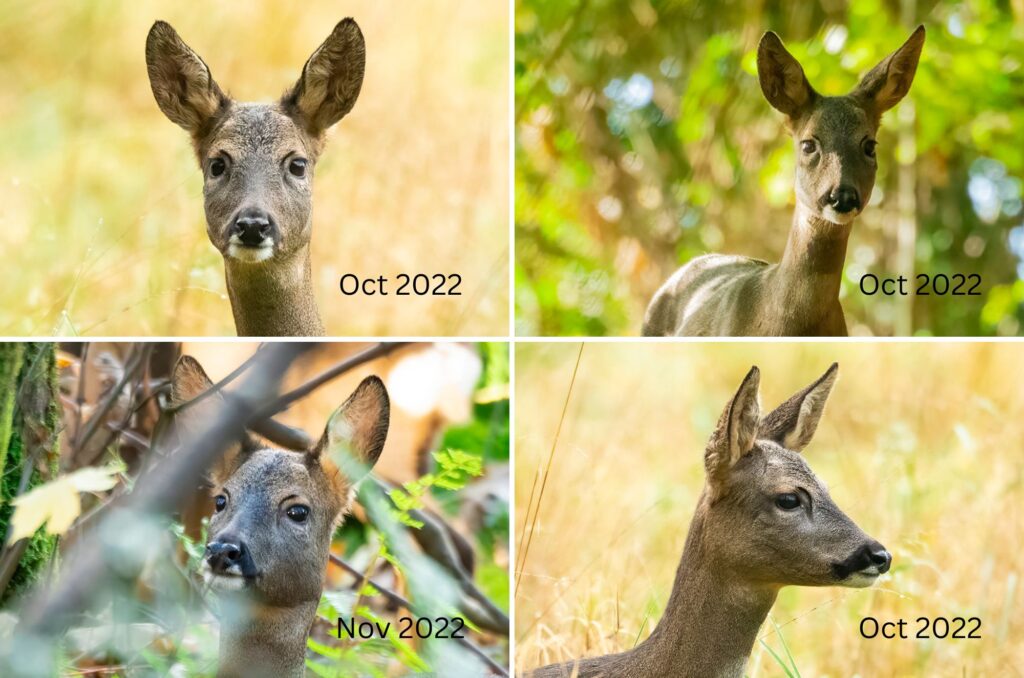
[282, 18, 366, 137]
[311, 375, 389, 479]
[852, 25, 925, 114]
[760, 363, 838, 452]
[705, 366, 761, 496]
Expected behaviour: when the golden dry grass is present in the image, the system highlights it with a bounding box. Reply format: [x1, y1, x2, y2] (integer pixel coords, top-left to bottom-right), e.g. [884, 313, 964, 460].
[0, 0, 508, 336]
[515, 342, 1024, 676]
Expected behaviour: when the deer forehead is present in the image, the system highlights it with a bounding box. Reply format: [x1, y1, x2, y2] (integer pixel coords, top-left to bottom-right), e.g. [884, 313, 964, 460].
[792, 97, 875, 141]
[202, 104, 314, 161]
[749, 442, 826, 491]
[224, 448, 347, 509]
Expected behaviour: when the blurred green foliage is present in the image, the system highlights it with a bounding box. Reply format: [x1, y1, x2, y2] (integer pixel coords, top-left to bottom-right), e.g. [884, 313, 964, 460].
[515, 0, 1024, 336]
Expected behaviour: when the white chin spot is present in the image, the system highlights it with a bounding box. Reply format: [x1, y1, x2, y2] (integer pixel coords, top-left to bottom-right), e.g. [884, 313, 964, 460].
[822, 207, 858, 225]
[207, 573, 249, 592]
[842, 571, 880, 589]
[227, 243, 274, 263]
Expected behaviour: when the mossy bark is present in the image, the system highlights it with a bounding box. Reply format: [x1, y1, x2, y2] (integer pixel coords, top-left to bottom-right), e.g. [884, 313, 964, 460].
[0, 342, 60, 605]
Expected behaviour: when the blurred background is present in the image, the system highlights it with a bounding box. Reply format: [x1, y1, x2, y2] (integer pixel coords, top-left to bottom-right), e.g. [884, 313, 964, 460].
[515, 0, 1024, 336]
[515, 342, 1023, 675]
[0, 342, 509, 675]
[0, 0, 509, 336]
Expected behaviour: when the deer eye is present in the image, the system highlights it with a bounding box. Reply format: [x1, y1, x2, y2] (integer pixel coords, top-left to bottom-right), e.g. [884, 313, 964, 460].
[775, 493, 801, 510]
[864, 140, 877, 158]
[209, 158, 227, 177]
[799, 140, 817, 155]
[286, 505, 310, 523]
[288, 158, 307, 178]
[214, 495, 227, 512]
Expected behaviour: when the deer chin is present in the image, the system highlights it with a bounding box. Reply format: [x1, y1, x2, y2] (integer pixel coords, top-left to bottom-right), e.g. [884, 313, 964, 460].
[840, 570, 882, 588]
[820, 205, 859, 226]
[202, 565, 257, 592]
[227, 242, 275, 263]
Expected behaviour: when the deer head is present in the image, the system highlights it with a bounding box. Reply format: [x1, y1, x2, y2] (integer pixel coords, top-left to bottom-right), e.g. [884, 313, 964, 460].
[169, 356, 388, 607]
[757, 26, 924, 226]
[145, 19, 365, 265]
[702, 364, 890, 588]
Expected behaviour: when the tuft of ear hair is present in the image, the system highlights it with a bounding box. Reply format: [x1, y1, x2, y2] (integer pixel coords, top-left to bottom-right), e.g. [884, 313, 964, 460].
[310, 375, 389, 481]
[145, 21, 229, 139]
[281, 18, 366, 138]
[852, 25, 925, 114]
[759, 363, 839, 452]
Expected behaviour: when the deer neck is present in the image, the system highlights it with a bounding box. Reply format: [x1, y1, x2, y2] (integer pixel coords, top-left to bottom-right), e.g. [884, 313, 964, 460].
[635, 508, 778, 677]
[224, 244, 325, 336]
[217, 599, 316, 678]
[768, 206, 851, 327]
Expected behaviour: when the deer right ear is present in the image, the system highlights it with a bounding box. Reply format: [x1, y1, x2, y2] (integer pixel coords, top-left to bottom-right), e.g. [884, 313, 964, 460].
[757, 32, 817, 120]
[705, 367, 761, 495]
[282, 18, 366, 137]
[145, 21, 228, 138]
[759, 363, 838, 452]
[851, 25, 925, 114]
[314, 375, 389, 480]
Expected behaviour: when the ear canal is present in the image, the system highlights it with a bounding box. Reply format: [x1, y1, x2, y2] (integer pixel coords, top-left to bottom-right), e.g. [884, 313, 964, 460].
[705, 366, 761, 496]
[852, 25, 925, 114]
[757, 31, 817, 119]
[282, 17, 366, 137]
[145, 21, 228, 137]
[312, 375, 390, 480]
[760, 363, 839, 452]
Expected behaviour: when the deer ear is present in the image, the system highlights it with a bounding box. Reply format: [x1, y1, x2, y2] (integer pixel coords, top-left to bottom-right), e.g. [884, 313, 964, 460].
[312, 375, 389, 480]
[145, 21, 228, 138]
[282, 18, 366, 137]
[852, 25, 925, 114]
[757, 32, 817, 120]
[170, 356, 256, 486]
[760, 363, 838, 452]
[705, 367, 761, 494]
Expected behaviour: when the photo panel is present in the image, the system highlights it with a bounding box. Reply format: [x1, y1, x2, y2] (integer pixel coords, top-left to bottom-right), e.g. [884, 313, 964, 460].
[0, 341, 509, 676]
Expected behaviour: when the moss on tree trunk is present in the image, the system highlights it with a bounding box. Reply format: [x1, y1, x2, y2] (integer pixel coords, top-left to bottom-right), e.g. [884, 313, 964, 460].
[0, 343, 60, 605]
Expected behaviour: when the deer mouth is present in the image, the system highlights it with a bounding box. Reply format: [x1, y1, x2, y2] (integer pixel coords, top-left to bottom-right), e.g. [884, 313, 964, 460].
[203, 568, 259, 592]
[821, 204, 859, 226]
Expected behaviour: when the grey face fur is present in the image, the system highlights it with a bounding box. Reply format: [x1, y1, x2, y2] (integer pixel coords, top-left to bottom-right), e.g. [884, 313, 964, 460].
[145, 19, 365, 265]
[704, 364, 891, 588]
[758, 27, 925, 226]
[169, 356, 389, 609]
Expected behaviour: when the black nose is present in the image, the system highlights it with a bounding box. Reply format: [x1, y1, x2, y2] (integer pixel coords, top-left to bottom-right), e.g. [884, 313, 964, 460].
[231, 209, 274, 246]
[868, 543, 892, 574]
[206, 540, 245, 573]
[828, 186, 861, 214]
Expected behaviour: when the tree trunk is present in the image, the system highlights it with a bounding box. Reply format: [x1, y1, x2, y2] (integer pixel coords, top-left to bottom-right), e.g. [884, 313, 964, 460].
[0, 343, 60, 604]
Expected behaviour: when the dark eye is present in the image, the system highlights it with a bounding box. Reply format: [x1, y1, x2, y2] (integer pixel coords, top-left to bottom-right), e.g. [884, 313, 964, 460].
[775, 493, 801, 510]
[800, 140, 817, 155]
[288, 158, 307, 178]
[864, 140, 877, 158]
[214, 495, 227, 512]
[210, 158, 226, 177]
[286, 505, 310, 523]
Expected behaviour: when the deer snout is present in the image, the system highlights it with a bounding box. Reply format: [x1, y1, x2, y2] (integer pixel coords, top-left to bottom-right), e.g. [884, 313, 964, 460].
[206, 539, 248, 575]
[230, 209, 276, 248]
[866, 542, 892, 574]
[826, 186, 861, 214]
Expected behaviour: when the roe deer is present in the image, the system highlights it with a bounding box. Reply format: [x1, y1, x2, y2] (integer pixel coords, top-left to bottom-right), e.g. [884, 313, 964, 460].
[146, 20, 367, 336]
[531, 364, 891, 678]
[643, 27, 925, 336]
[170, 356, 389, 678]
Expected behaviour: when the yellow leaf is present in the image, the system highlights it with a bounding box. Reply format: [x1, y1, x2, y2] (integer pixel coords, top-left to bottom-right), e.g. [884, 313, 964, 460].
[7, 465, 120, 544]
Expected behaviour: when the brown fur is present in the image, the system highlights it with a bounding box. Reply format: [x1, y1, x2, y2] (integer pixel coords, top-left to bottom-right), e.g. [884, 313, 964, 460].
[170, 356, 389, 678]
[643, 27, 925, 337]
[531, 365, 891, 678]
[146, 20, 367, 336]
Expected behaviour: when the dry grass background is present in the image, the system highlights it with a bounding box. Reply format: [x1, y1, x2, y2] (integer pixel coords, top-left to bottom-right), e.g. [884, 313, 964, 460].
[0, 0, 508, 336]
[515, 342, 1024, 676]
